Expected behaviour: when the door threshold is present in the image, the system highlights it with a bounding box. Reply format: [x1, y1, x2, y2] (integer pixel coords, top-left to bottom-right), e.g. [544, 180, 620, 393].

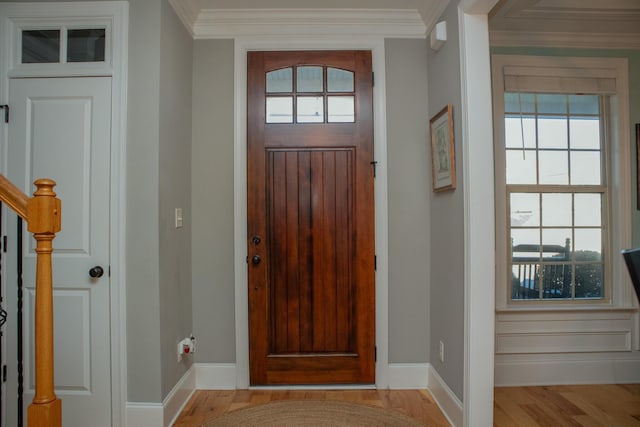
[248, 384, 377, 391]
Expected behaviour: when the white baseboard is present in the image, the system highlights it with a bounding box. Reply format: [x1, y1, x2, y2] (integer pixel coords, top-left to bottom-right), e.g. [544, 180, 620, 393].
[164, 365, 197, 426]
[195, 363, 237, 389]
[125, 402, 163, 427]
[126, 362, 464, 427]
[427, 365, 463, 427]
[125, 365, 196, 427]
[388, 363, 429, 389]
[495, 357, 640, 387]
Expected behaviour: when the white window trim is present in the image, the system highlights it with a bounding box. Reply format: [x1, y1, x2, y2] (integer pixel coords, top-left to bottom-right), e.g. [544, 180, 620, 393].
[492, 54, 633, 311]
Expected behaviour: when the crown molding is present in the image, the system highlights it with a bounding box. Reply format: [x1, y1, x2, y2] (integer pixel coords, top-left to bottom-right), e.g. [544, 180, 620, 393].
[168, 5, 427, 39]
[490, 30, 640, 50]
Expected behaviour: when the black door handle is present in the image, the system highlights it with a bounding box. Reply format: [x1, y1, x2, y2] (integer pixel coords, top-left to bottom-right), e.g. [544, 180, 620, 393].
[251, 255, 261, 265]
[89, 266, 104, 278]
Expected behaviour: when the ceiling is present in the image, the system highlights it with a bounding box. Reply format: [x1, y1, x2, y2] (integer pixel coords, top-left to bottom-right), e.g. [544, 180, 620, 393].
[181, 0, 424, 9]
[489, 0, 640, 35]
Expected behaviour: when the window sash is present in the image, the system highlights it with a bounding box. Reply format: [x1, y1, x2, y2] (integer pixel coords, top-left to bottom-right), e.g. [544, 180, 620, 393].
[503, 93, 610, 304]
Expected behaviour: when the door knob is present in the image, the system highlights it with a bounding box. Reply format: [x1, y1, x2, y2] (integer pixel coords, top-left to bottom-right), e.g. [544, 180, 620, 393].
[251, 255, 261, 265]
[89, 266, 104, 278]
[251, 235, 261, 245]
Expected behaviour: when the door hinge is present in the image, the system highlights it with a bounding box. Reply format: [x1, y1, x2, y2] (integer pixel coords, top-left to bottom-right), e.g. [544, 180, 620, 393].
[2, 235, 6, 252]
[108, 265, 111, 277]
[0, 105, 8, 123]
[372, 72, 375, 87]
[370, 161, 378, 178]
[374, 255, 377, 271]
[2, 365, 7, 383]
[374, 346, 377, 362]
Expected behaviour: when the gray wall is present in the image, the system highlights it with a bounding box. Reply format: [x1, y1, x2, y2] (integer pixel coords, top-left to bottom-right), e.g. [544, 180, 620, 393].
[427, 1, 466, 401]
[191, 39, 237, 363]
[126, 0, 163, 402]
[190, 40, 434, 366]
[385, 39, 431, 363]
[127, 0, 194, 402]
[158, 0, 194, 398]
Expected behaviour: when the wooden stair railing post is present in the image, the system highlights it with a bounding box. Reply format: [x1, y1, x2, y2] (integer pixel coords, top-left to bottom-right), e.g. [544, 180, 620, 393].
[26, 179, 62, 427]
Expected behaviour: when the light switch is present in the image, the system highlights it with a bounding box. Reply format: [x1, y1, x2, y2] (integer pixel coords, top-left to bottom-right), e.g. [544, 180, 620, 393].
[175, 208, 183, 228]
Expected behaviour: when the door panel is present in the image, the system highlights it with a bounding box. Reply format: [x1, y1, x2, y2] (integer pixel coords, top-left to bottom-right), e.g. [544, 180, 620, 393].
[7, 77, 111, 426]
[248, 51, 375, 385]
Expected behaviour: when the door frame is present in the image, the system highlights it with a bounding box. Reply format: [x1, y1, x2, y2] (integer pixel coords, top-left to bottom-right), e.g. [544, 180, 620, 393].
[234, 37, 390, 388]
[0, 2, 129, 425]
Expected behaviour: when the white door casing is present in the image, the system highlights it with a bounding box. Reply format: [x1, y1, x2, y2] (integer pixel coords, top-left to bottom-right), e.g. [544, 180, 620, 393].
[6, 76, 112, 427]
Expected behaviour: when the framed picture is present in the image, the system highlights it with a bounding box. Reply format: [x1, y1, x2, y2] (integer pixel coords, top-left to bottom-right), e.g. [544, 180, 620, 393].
[637, 123, 640, 210]
[430, 105, 456, 192]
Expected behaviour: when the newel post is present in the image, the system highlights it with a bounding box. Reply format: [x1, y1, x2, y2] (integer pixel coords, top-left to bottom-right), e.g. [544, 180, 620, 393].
[26, 179, 62, 427]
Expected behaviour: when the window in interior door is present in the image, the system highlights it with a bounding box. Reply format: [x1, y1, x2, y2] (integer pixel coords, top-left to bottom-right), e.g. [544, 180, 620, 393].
[265, 66, 355, 124]
[21, 27, 106, 64]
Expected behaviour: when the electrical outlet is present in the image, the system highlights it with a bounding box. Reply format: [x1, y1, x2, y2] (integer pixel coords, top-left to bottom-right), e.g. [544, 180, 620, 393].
[439, 341, 445, 363]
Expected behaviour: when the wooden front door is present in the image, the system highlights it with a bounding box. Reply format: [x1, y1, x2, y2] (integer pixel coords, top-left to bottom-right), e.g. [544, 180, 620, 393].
[247, 51, 375, 385]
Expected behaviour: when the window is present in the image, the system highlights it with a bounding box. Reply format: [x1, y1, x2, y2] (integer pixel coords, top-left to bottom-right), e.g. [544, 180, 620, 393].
[265, 66, 355, 124]
[506, 93, 605, 301]
[21, 27, 106, 64]
[492, 55, 632, 308]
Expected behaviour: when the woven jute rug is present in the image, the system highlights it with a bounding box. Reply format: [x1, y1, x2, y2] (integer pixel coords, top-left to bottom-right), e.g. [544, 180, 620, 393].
[199, 399, 425, 426]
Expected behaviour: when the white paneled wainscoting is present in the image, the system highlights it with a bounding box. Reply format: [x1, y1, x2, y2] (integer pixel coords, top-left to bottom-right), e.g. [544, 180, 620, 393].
[495, 309, 640, 386]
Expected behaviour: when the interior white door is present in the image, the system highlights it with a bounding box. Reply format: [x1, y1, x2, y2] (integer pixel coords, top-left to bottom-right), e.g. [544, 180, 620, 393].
[6, 77, 112, 427]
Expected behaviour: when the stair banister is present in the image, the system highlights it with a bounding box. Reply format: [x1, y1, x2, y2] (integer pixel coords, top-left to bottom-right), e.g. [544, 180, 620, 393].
[0, 174, 62, 427]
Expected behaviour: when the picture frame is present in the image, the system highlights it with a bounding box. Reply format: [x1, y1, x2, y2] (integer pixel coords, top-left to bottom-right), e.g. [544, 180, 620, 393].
[430, 104, 456, 192]
[637, 123, 640, 210]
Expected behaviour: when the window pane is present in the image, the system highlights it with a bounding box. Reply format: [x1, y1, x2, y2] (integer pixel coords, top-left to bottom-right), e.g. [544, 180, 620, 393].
[569, 95, 599, 115]
[266, 97, 293, 123]
[538, 117, 568, 149]
[542, 193, 572, 227]
[541, 228, 571, 259]
[542, 264, 572, 299]
[328, 96, 355, 123]
[297, 97, 324, 123]
[266, 68, 293, 93]
[570, 151, 601, 185]
[505, 93, 535, 114]
[575, 264, 603, 298]
[537, 94, 567, 114]
[539, 151, 568, 184]
[510, 193, 540, 227]
[297, 66, 323, 93]
[574, 194, 601, 227]
[67, 29, 105, 62]
[505, 116, 536, 149]
[22, 30, 60, 63]
[506, 150, 537, 184]
[327, 68, 354, 92]
[569, 118, 600, 149]
[511, 228, 540, 260]
[511, 264, 540, 300]
[574, 228, 602, 260]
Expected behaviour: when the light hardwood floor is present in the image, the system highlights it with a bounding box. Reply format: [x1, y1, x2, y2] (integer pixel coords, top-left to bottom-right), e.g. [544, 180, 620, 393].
[173, 384, 640, 426]
[494, 384, 640, 427]
[173, 389, 451, 427]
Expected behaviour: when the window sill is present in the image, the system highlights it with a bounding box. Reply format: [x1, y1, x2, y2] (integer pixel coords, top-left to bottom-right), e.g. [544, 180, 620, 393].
[496, 305, 638, 314]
